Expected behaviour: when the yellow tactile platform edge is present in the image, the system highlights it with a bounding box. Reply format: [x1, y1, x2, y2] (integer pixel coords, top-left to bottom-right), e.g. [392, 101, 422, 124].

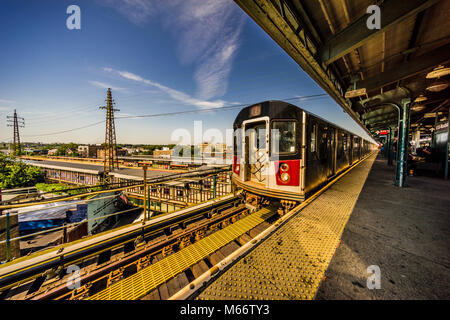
[88, 207, 276, 300]
[198, 153, 377, 300]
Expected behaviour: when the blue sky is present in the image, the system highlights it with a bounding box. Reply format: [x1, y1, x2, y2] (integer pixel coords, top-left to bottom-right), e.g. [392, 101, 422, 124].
[0, 0, 372, 145]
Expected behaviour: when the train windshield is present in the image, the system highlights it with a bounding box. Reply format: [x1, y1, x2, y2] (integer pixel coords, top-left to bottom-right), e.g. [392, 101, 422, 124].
[271, 121, 296, 154]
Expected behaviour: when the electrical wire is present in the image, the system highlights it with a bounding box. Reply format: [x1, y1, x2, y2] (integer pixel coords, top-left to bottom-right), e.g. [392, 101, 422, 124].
[19, 94, 328, 138]
[22, 120, 104, 137]
[115, 94, 328, 119]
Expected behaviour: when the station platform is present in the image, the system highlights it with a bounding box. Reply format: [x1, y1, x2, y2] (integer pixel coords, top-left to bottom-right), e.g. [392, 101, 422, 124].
[316, 155, 450, 299]
[198, 152, 450, 300]
[198, 153, 378, 300]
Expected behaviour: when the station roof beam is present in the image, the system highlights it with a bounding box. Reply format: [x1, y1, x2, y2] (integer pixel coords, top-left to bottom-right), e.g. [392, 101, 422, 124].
[234, 0, 450, 140]
[318, 0, 441, 65]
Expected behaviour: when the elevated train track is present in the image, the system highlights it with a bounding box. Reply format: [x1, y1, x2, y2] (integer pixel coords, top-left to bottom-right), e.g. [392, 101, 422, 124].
[1, 151, 375, 300]
[0, 193, 242, 299]
[33, 199, 259, 300]
[81, 152, 376, 301]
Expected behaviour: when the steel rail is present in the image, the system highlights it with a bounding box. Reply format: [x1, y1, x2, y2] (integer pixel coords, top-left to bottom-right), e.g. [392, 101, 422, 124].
[171, 151, 378, 300]
[0, 193, 241, 292]
[31, 203, 249, 300]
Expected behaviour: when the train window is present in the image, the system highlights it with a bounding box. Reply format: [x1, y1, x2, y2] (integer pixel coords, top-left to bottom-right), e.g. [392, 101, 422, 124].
[354, 136, 359, 148]
[337, 134, 343, 159]
[271, 121, 296, 154]
[233, 128, 242, 157]
[343, 134, 348, 151]
[311, 124, 317, 153]
[244, 124, 266, 154]
[319, 125, 328, 160]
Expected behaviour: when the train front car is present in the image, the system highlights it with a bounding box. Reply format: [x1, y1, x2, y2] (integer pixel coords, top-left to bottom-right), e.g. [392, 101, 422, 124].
[232, 101, 304, 211]
[232, 100, 376, 212]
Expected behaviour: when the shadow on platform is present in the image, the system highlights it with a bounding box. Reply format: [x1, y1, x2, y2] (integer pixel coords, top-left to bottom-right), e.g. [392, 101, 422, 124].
[316, 154, 450, 300]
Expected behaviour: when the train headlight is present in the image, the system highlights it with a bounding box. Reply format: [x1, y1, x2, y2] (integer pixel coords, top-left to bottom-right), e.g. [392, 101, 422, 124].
[280, 172, 290, 182]
[280, 163, 289, 172]
[275, 160, 299, 186]
[233, 156, 240, 174]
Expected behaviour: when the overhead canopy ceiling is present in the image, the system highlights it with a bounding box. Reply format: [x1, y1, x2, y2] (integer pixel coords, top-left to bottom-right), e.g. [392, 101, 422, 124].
[234, 0, 450, 140]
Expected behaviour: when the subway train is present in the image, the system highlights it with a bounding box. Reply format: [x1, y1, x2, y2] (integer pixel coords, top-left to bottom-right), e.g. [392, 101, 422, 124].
[232, 100, 375, 209]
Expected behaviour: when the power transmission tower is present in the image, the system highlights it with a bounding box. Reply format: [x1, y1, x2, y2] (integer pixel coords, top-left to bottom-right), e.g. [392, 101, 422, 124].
[6, 110, 25, 156]
[99, 88, 120, 180]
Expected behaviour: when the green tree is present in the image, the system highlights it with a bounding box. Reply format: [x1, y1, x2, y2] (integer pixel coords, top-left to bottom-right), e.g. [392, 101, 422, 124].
[55, 143, 79, 156]
[0, 154, 45, 189]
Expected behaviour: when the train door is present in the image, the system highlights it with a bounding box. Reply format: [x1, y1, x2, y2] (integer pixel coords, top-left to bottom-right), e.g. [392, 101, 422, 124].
[244, 135, 251, 181]
[244, 120, 269, 185]
[352, 135, 359, 163]
[327, 128, 335, 177]
[349, 135, 353, 164]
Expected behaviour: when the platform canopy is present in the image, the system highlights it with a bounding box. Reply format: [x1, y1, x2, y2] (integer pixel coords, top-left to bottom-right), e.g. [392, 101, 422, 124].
[234, 0, 450, 140]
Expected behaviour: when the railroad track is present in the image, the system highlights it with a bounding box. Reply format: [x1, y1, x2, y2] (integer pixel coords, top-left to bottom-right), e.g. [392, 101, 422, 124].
[1, 153, 376, 300]
[85, 205, 278, 300]
[0, 193, 245, 299]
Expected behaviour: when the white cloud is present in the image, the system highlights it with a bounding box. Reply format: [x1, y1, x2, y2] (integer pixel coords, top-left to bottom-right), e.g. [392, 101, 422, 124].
[104, 67, 230, 109]
[89, 80, 125, 92]
[97, 0, 245, 100]
[96, 0, 157, 25]
[166, 0, 245, 100]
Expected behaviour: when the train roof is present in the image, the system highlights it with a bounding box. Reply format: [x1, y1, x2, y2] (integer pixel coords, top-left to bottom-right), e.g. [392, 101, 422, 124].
[233, 100, 372, 142]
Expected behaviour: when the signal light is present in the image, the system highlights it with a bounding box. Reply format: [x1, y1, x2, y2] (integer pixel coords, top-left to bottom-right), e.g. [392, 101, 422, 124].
[275, 160, 299, 186]
[280, 172, 290, 182]
[233, 156, 240, 175]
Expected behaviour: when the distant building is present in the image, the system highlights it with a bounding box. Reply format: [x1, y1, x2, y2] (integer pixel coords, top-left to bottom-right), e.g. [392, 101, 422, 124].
[124, 147, 139, 155]
[78, 145, 102, 158]
[97, 148, 128, 159]
[198, 143, 228, 154]
[47, 148, 58, 156]
[153, 147, 172, 159]
[117, 148, 128, 156]
[23, 149, 42, 155]
[214, 143, 227, 153]
[198, 143, 212, 154]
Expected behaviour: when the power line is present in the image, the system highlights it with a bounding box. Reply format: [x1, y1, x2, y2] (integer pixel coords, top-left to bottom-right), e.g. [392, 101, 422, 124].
[116, 94, 328, 119]
[22, 120, 104, 137]
[21, 77, 322, 126]
[100, 88, 120, 175]
[6, 110, 25, 155]
[22, 100, 104, 120]
[20, 94, 328, 138]
[25, 104, 104, 125]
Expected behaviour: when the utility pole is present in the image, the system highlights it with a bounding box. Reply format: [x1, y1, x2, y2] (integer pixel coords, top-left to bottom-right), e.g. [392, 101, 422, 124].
[6, 110, 25, 156]
[99, 88, 120, 181]
[143, 165, 148, 223]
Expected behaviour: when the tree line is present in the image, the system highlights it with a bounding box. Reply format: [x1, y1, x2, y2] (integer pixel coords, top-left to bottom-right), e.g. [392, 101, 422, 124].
[0, 153, 45, 189]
